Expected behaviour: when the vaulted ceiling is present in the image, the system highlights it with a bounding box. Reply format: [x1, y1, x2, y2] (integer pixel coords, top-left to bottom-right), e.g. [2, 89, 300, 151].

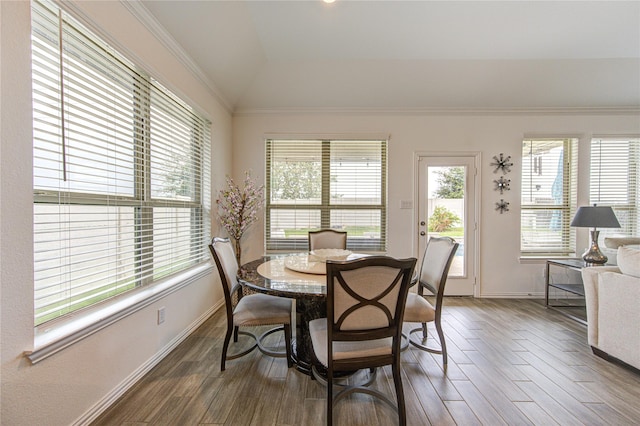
[138, 1, 640, 113]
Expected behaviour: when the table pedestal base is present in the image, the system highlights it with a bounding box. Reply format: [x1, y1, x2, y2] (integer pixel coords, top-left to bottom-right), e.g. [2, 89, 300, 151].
[293, 298, 326, 375]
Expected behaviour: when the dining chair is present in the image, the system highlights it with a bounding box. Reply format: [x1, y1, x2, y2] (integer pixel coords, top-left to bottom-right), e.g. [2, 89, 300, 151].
[308, 229, 348, 251]
[403, 236, 459, 365]
[209, 237, 293, 371]
[309, 256, 417, 426]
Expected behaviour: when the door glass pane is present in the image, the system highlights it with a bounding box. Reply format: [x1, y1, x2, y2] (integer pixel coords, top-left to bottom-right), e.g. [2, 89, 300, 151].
[428, 166, 465, 276]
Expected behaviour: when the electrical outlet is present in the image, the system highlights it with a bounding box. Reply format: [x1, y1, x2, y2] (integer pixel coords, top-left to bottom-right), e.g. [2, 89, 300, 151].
[157, 307, 166, 324]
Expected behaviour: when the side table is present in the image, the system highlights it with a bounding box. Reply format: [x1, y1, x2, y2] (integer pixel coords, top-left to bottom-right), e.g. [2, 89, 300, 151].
[545, 259, 588, 325]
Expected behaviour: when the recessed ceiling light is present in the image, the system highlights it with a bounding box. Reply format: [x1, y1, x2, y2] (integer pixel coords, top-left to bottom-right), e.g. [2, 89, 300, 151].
[323, 0, 336, 3]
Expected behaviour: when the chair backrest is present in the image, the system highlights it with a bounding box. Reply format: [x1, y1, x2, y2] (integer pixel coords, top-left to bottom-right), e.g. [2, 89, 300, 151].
[326, 256, 416, 357]
[417, 237, 459, 299]
[308, 229, 348, 251]
[209, 237, 239, 316]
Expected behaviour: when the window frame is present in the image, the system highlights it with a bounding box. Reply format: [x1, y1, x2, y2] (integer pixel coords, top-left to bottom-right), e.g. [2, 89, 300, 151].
[31, 0, 211, 331]
[520, 138, 578, 256]
[589, 136, 639, 239]
[265, 138, 388, 253]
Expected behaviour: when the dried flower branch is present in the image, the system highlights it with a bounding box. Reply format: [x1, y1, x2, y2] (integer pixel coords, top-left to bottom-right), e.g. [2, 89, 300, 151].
[216, 171, 264, 263]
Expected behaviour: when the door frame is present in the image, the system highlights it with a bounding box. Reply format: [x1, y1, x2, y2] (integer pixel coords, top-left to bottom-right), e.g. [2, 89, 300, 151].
[413, 151, 482, 297]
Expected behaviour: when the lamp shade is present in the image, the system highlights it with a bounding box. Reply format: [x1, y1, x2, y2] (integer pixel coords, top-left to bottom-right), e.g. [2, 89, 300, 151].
[570, 205, 621, 228]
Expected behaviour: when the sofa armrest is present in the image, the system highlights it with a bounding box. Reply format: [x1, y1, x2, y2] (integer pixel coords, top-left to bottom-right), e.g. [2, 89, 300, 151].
[603, 237, 640, 249]
[581, 266, 620, 346]
[596, 271, 640, 369]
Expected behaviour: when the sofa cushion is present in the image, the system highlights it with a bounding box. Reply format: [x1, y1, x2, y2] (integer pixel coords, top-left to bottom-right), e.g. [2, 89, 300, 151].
[604, 237, 640, 249]
[617, 246, 640, 278]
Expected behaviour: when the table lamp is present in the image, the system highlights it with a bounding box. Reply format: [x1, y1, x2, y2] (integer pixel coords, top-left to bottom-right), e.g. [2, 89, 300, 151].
[570, 204, 621, 264]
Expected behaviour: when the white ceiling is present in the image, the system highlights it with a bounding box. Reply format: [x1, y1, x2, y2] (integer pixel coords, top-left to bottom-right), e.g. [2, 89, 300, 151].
[139, 0, 640, 112]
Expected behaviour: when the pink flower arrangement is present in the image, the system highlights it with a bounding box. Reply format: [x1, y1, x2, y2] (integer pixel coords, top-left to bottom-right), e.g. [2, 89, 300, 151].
[216, 171, 264, 264]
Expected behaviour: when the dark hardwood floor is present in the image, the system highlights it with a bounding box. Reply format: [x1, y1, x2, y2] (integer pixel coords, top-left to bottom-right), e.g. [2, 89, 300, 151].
[92, 298, 640, 425]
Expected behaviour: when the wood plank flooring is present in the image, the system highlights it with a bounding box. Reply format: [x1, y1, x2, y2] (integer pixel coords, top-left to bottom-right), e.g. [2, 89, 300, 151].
[92, 298, 640, 425]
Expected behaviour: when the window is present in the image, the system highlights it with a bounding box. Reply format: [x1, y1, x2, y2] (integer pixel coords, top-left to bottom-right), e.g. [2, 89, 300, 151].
[590, 137, 639, 238]
[521, 138, 578, 255]
[31, 0, 211, 326]
[265, 138, 387, 252]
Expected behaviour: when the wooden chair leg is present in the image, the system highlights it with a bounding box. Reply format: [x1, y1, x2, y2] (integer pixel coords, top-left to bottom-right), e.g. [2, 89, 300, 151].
[435, 319, 448, 364]
[327, 368, 334, 426]
[221, 325, 233, 371]
[392, 361, 407, 426]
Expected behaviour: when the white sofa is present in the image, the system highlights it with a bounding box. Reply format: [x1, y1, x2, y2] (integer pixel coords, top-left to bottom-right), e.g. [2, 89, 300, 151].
[581, 246, 640, 371]
[602, 237, 640, 265]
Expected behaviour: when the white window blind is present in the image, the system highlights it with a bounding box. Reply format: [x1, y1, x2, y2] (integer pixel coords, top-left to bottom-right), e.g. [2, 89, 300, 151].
[590, 137, 639, 238]
[521, 138, 577, 255]
[31, 0, 211, 326]
[265, 139, 387, 252]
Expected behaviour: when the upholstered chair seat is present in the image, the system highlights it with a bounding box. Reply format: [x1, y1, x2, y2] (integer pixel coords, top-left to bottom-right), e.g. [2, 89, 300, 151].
[403, 237, 459, 365]
[309, 256, 416, 426]
[403, 294, 436, 324]
[234, 293, 293, 326]
[310, 320, 393, 364]
[209, 237, 293, 371]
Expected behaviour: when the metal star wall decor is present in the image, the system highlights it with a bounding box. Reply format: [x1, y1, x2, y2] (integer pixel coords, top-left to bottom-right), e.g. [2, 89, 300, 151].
[495, 199, 510, 214]
[490, 153, 513, 174]
[494, 175, 511, 194]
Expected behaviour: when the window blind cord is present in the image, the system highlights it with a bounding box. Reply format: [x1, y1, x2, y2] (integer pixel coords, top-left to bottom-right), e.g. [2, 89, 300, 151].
[597, 141, 602, 203]
[58, 12, 67, 182]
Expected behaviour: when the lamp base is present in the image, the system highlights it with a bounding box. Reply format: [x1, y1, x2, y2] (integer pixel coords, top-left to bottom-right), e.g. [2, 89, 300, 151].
[581, 230, 608, 265]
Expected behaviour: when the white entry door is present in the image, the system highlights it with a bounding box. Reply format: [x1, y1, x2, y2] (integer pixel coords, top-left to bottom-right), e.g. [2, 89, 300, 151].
[417, 154, 479, 296]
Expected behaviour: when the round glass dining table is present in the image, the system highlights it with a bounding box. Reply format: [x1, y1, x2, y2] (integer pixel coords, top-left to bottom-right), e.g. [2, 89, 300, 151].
[238, 253, 365, 374]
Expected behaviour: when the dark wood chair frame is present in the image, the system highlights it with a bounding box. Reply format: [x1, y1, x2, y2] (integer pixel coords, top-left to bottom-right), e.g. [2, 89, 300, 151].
[404, 236, 459, 365]
[209, 237, 293, 371]
[311, 256, 417, 426]
[308, 229, 348, 251]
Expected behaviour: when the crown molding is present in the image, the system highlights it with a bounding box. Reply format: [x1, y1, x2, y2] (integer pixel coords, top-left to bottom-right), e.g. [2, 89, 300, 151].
[233, 106, 640, 117]
[120, 1, 233, 114]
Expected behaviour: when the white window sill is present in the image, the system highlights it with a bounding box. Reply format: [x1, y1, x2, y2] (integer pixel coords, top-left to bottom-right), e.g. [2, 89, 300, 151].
[25, 262, 213, 364]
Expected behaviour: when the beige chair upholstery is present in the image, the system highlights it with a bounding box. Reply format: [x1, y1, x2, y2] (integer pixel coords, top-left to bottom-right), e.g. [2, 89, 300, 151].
[309, 256, 417, 426]
[403, 236, 459, 365]
[308, 229, 347, 251]
[209, 237, 292, 371]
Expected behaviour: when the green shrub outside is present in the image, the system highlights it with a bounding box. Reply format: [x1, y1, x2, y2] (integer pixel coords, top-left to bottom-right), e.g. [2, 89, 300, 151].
[428, 205, 461, 233]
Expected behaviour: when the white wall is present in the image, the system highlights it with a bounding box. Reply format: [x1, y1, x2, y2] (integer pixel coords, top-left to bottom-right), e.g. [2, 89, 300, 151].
[232, 111, 640, 297]
[1, 1, 639, 424]
[0, 2, 231, 425]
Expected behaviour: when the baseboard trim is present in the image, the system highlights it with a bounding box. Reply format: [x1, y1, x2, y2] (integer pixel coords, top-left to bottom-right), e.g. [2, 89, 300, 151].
[591, 346, 640, 375]
[72, 300, 224, 426]
[475, 292, 544, 298]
